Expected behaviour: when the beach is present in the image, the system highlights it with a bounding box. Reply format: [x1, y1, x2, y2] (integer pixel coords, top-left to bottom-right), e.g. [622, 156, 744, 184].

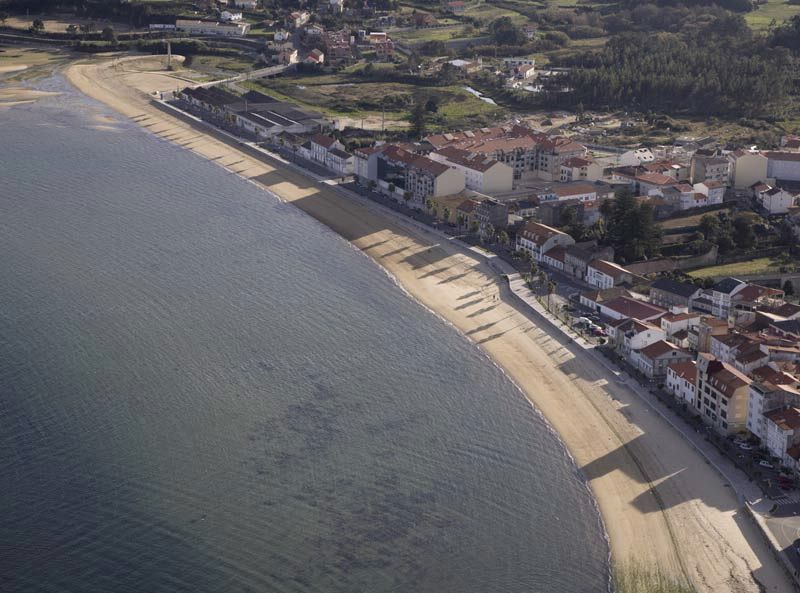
[64, 56, 790, 592]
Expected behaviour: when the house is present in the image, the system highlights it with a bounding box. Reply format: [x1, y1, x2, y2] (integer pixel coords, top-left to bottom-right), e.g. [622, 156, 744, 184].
[446, 0, 466, 14]
[696, 353, 752, 435]
[474, 198, 508, 235]
[579, 286, 631, 312]
[764, 407, 800, 467]
[288, 11, 310, 29]
[515, 221, 575, 261]
[428, 147, 514, 193]
[559, 157, 604, 183]
[660, 310, 702, 339]
[635, 172, 679, 196]
[353, 145, 385, 184]
[756, 185, 797, 215]
[536, 183, 598, 203]
[175, 19, 250, 36]
[690, 153, 730, 185]
[326, 148, 354, 175]
[632, 340, 693, 379]
[412, 12, 437, 27]
[368, 31, 388, 44]
[619, 319, 666, 356]
[650, 278, 702, 310]
[304, 24, 325, 38]
[709, 277, 748, 319]
[311, 133, 342, 163]
[710, 332, 757, 364]
[513, 199, 537, 219]
[765, 151, 800, 183]
[523, 24, 536, 39]
[374, 39, 395, 60]
[513, 63, 536, 80]
[693, 180, 725, 205]
[220, 11, 243, 21]
[447, 58, 482, 73]
[275, 47, 298, 64]
[273, 29, 290, 42]
[305, 48, 325, 65]
[747, 368, 800, 441]
[563, 243, 614, 281]
[666, 361, 698, 407]
[541, 246, 567, 271]
[600, 296, 666, 322]
[586, 259, 635, 290]
[689, 316, 729, 352]
[728, 149, 768, 190]
[456, 199, 479, 229]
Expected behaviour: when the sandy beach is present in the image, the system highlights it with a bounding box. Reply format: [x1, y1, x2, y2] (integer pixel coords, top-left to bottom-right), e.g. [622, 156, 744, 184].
[63, 56, 791, 592]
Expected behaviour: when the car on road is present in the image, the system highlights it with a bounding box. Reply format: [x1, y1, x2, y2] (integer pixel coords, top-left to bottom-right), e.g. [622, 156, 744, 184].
[759, 460, 775, 469]
[738, 443, 754, 450]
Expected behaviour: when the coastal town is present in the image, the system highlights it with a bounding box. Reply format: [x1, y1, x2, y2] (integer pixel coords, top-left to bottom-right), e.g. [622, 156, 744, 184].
[4, 0, 800, 591]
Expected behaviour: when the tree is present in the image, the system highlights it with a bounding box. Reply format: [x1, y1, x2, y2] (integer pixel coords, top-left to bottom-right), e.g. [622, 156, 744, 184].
[489, 16, 525, 45]
[102, 26, 116, 42]
[403, 191, 412, 204]
[698, 214, 721, 241]
[599, 198, 614, 220]
[410, 98, 426, 138]
[732, 214, 755, 249]
[30, 19, 45, 33]
[547, 280, 557, 311]
[498, 230, 509, 246]
[484, 223, 496, 242]
[784, 280, 795, 296]
[442, 207, 451, 223]
[469, 220, 479, 235]
[425, 198, 434, 212]
[424, 97, 439, 112]
[388, 182, 396, 193]
[456, 214, 465, 228]
[560, 204, 578, 228]
[529, 260, 538, 281]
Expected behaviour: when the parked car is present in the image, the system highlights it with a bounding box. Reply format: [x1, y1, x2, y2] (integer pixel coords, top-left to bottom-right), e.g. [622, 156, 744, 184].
[758, 460, 775, 469]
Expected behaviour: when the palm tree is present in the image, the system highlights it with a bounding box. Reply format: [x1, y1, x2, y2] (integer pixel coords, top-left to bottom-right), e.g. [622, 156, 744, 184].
[529, 260, 538, 281]
[484, 223, 495, 243]
[443, 207, 451, 224]
[547, 280, 557, 312]
[456, 214, 465, 229]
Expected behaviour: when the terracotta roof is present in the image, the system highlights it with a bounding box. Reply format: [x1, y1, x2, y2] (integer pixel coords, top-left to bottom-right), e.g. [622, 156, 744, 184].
[553, 183, 597, 197]
[668, 360, 697, 381]
[735, 284, 783, 301]
[662, 311, 701, 323]
[519, 221, 569, 247]
[589, 259, 631, 279]
[562, 156, 593, 168]
[354, 145, 385, 157]
[603, 296, 666, 320]
[765, 407, 800, 431]
[700, 355, 751, 397]
[639, 340, 688, 360]
[543, 246, 566, 262]
[457, 199, 478, 214]
[411, 155, 450, 176]
[312, 133, 337, 148]
[701, 180, 724, 189]
[433, 146, 502, 172]
[380, 144, 419, 166]
[636, 172, 679, 186]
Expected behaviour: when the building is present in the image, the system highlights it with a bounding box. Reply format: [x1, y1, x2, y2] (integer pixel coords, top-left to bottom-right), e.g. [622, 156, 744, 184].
[765, 151, 800, 183]
[764, 407, 800, 467]
[690, 153, 730, 185]
[326, 148, 354, 175]
[747, 371, 800, 442]
[446, 0, 466, 14]
[220, 11, 243, 21]
[311, 133, 343, 163]
[374, 39, 395, 60]
[474, 198, 509, 235]
[175, 19, 250, 36]
[600, 296, 666, 322]
[516, 221, 575, 261]
[650, 279, 702, 310]
[690, 316, 729, 352]
[633, 340, 693, 379]
[709, 277, 748, 319]
[728, 149, 768, 190]
[560, 157, 604, 183]
[660, 310, 702, 340]
[563, 243, 614, 281]
[541, 246, 567, 271]
[288, 11, 310, 29]
[353, 145, 385, 184]
[666, 361, 698, 407]
[536, 182, 598, 203]
[305, 48, 325, 65]
[428, 146, 514, 194]
[376, 145, 465, 206]
[619, 320, 666, 356]
[756, 185, 797, 215]
[693, 180, 725, 205]
[696, 353, 752, 435]
[586, 259, 635, 290]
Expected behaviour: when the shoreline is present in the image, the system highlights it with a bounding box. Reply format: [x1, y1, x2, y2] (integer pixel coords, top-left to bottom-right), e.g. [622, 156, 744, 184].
[63, 55, 790, 592]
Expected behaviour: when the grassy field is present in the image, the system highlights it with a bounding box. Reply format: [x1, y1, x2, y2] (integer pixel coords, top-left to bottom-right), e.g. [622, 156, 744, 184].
[686, 257, 785, 278]
[465, 2, 529, 25]
[746, 0, 800, 29]
[391, 25, 474, 42]
[250, 73, 504, 130]
[661, 208, 730, 231]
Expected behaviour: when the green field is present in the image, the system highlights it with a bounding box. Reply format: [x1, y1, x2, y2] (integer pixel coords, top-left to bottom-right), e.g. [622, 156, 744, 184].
[249, 73, 504, 130]
[465, 2, 529, 25]
[686, 257, 785, 278]
[746, 0, 800, 29]
[661, 208, 731, 231]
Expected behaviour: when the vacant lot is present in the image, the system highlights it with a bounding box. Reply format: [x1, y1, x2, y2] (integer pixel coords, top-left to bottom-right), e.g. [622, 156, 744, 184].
[686, 257, 785, 278]
[250, 73, 504, 131]
[661, 207, 730, 231]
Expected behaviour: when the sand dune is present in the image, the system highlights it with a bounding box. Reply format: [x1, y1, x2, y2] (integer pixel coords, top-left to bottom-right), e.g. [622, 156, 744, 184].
[64, 56, 790, 592]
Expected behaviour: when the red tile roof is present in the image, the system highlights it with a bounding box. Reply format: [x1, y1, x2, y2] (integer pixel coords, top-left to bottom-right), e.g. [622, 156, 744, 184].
[589, 259, 631, 279]
[668, 360, 697, 381]
[603, 296, 665, 320]
[543, 246, 566, 262]
[636, 172, 679, 186]
[519, 221, 569, 247]
[312, 133, 337, 148]
[765, 407, 800, 431]
[433, 146, 502, 172]
[639, 340, 688, 360]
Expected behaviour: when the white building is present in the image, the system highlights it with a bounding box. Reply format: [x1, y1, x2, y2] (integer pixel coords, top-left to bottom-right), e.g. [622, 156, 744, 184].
[311, 133, 343, 164]
[586, 259, 634, 290]
[766, 151, 800, 182]
[428, 146, 513, 194]
[516, 221, 575, 261]
[220, 11, 243, 21]
[666, 361, 698, 407]
[175, 19, 250, 36]
[757, 186, 797, 215]
[693, 180, 725, 204]
[764, 407, 800, 467]
[326, 148, 354, 175]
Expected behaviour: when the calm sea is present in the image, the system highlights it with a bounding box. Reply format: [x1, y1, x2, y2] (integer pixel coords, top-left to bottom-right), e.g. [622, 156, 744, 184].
[0, 77, 608, 593]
